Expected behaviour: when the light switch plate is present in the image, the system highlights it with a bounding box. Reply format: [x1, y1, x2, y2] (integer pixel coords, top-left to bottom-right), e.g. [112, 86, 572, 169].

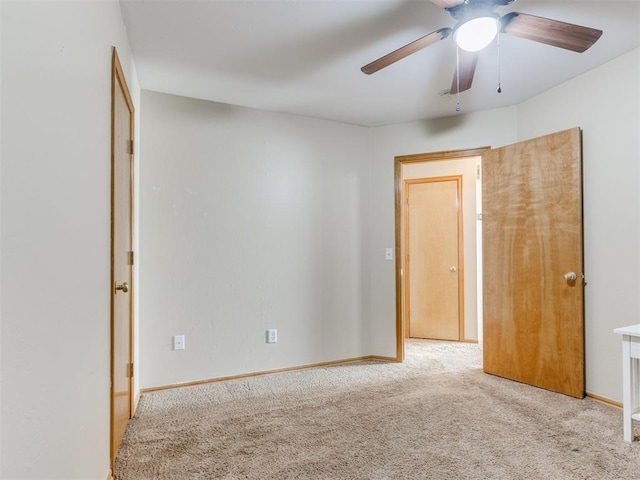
[173, 334, 185, 350]
[385, 248, 394, 261]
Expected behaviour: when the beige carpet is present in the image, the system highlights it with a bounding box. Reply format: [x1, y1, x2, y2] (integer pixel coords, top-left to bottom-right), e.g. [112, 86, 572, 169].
[115, 340, 639, 479]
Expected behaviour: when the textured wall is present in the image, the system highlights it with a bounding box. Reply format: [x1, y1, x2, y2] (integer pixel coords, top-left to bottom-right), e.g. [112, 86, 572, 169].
[139, 91, 371, 389]
[0, 1, 140, 478]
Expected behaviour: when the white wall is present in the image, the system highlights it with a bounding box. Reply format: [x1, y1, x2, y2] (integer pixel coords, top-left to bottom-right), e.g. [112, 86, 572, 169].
[0, 1, 139, 478]
[139, 91, 371, 389]
[516, 48, 640, 401]
[0, 0, 4, 473]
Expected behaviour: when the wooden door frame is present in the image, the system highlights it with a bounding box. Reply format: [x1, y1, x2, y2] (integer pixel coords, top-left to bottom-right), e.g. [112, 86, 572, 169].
[110, 47, 135, 467]
[403, 175, 464, 341]
[394, 148, 489, 361]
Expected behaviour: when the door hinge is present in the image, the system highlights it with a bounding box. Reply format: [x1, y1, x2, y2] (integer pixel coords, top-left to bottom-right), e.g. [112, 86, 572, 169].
[127, 139, 134, 155]
[477, 165, 481, 180]
[127, 363, 134, 378]
[127, 251, 134, 266]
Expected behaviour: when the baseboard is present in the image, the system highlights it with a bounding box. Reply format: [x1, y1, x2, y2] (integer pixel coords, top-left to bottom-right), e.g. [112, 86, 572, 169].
[141, 355, 396, 394]
[106, 468, 114, 480]
[586, 392, 622, 409]
[407, 337, 479, 345]
[133, 391, 141, 414]
[369, 355, 398, 362]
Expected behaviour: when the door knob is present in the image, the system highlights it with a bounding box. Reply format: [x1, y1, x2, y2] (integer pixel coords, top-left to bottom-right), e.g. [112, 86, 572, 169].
[450, 266, 457, 272]
[564, 272, 577, 282]
[115, 282, 129, 294]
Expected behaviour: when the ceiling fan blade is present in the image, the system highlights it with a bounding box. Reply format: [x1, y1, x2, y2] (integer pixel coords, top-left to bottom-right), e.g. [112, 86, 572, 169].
[428, 0, 465, 8]
[502, 12, 603, 53]
[361, 28, 451, 75]
[450, 50, 479, 94]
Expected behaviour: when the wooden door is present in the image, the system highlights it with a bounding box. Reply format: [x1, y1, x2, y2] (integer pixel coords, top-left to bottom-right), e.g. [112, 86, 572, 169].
[482, 128, 584, 398]
[405, 177, 463, 341]
[111, 48, 135, 466]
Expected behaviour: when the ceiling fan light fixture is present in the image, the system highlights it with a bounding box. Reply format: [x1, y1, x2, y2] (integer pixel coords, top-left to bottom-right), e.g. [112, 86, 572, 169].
[454, 16, 499, 52]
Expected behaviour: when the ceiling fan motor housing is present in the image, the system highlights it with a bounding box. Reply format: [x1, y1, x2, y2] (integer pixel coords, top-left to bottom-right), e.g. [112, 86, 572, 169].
[447, 0, 513, 21]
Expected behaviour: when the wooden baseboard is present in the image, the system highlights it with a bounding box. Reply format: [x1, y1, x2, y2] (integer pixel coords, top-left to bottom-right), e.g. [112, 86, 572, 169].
[106, 469, 114, 480]
[141, 355, 396, 394]
[586, 392, 622, 409]
[406, 337, 479, 344]
[133, 391, 141, 414]
[369, 355, 398, 362]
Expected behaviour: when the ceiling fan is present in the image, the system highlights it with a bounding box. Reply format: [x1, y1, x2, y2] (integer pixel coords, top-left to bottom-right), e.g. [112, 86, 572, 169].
[361, 0, 603, 95]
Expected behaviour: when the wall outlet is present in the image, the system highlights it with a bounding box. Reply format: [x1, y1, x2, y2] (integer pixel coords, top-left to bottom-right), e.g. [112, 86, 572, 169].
[266, 329, 278, 344]
[173, 334, 185, 350]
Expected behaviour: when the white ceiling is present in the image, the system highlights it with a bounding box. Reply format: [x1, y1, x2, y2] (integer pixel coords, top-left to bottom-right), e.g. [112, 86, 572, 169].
[119, 0, 640, 127]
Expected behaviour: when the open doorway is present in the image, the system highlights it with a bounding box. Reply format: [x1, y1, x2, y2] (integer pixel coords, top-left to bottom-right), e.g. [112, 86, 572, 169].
[393, 148, 488, 361]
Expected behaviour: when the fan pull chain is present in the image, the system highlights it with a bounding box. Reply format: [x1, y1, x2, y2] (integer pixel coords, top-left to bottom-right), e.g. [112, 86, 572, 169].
[456, 45, 461, 112]
[497, 27, 502, 94]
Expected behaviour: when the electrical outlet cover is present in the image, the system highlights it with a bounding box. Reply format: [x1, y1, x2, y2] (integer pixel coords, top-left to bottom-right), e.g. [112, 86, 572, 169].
[266, 329, 278, 343]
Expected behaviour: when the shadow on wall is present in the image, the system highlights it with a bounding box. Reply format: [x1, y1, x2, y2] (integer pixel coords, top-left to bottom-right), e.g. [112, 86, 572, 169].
[422, 113, 471, 135]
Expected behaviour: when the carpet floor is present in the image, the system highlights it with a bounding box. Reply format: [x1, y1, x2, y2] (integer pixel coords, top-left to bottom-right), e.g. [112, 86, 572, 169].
[115, 340, 640, 479]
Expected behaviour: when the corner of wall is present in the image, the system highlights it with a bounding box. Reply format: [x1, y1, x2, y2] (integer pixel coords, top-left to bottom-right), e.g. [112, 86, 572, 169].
[0, 0, 4, 473]
[363, 126, 377, 355]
